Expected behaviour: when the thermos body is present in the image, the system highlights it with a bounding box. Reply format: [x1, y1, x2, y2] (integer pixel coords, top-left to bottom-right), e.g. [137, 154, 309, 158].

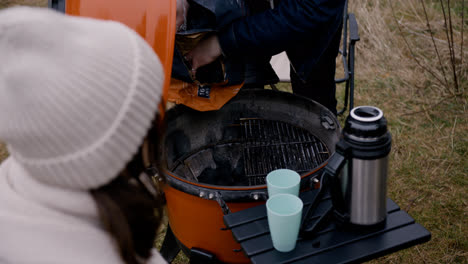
[301, 106, 391, 236]
[331, 106, 392, 228]
[348, 156, 388, 225]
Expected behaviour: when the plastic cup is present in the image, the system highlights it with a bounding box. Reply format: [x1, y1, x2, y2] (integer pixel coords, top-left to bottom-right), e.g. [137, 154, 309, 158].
[267, 194, 304, 252]
[266, 169, 301, 198]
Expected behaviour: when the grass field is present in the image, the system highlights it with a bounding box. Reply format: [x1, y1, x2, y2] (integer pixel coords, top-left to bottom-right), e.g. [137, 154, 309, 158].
[348, 1, 467, 263]
[0, 0, 466, 263]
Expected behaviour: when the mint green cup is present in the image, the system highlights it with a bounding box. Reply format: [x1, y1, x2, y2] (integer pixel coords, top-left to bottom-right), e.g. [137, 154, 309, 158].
[266, 169, 301, 198]
[267, 194, 303, 252]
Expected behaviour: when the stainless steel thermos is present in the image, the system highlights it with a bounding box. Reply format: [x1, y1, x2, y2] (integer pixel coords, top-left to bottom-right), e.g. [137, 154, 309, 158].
[329, 106, 392, 228]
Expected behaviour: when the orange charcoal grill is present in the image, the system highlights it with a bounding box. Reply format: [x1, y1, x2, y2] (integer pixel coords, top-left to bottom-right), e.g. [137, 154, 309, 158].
[159, 89, 340, 263]
[47, 2, 434, 263]
[49, 1, 341, 263]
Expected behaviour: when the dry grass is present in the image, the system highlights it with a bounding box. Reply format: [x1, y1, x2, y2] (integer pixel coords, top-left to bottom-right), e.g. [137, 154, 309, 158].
[0, 143, 8, 163]
[349, 0, 467, 263]
[0, 0, 466, 263]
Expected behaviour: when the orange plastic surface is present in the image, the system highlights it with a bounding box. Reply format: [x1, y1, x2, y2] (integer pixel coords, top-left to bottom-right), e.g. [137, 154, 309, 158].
[165, 185, 263, 263]
[65, 0, 176, 113]
[168, 78, 244, 111]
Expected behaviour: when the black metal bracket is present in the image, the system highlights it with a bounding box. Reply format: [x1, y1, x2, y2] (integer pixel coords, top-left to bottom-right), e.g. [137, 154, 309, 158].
[300, 151, 347, 237]
[214, 192, 231, 215]
[301, 204, 334, 239]
[190, 248, 218, 264]
[160, 225, 182, 263]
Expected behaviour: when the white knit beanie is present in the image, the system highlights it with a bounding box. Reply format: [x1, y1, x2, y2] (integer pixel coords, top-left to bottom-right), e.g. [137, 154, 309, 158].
[0, 7, 164, 190]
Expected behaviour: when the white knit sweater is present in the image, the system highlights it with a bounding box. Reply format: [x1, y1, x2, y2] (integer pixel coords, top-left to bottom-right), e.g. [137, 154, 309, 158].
[0, 158, 166, 264]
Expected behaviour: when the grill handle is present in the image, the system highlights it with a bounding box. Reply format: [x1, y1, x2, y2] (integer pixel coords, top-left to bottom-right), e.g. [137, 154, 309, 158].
[300, 150, 347, 238]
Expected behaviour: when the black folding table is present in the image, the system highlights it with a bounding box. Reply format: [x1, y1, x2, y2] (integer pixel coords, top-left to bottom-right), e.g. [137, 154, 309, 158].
[223, 189, 431, 264]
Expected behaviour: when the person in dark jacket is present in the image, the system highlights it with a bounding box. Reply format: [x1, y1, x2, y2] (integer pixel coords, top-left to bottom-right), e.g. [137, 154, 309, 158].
[185, 0, 345, 114]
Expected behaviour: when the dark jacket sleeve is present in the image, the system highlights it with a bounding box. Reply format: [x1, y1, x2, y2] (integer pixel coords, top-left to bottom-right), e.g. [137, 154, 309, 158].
[217, 0, 345, 57]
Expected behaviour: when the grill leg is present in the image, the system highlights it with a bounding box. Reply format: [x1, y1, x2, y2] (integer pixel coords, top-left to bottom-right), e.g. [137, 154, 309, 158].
[160, 225, 181, 263]
[190, 248, 218, 264]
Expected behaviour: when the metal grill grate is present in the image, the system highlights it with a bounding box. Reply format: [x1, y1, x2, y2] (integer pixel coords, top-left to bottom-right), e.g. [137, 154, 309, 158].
[240, 118, 330, 185]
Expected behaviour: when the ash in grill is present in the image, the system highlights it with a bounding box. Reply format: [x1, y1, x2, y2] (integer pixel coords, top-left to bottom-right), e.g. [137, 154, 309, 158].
[162, 90, 340, 188]
[171, 118, 329, 186]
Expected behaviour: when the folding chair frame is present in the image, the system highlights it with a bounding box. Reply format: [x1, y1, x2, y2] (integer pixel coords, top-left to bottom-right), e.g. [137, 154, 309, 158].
[336, 0, 360, 115]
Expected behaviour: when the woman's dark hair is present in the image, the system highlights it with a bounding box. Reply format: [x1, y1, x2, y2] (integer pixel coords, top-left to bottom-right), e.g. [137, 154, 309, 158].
[90, 116, 165, 264]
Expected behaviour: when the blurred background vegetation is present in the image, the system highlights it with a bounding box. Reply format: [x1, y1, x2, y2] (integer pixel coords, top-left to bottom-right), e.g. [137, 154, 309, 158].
[0, 0, 466, 263]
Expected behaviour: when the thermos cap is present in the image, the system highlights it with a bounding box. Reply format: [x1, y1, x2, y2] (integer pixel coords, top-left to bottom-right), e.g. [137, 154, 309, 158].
[344, 106, 388, 139]
[350, 106, 383, 122]
[340, 106, 392, 160]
